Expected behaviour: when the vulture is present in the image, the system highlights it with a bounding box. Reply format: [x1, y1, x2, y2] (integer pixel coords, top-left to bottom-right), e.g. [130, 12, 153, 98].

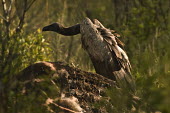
[42, 18, 136, 91]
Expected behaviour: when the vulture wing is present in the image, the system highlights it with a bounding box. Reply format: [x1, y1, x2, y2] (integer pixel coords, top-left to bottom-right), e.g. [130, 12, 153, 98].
[93, 19, 136, 91]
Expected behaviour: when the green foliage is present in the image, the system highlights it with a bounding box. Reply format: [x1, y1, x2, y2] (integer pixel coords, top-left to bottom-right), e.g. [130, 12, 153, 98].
[14, 76, 60, 113]
[0, 30, 52, 112]
[1, 32, 51, 75]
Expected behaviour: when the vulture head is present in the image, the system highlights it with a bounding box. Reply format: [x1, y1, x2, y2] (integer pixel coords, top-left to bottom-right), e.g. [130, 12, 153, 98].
[42, 23, 61, 32]
[42, 23, 80, 36]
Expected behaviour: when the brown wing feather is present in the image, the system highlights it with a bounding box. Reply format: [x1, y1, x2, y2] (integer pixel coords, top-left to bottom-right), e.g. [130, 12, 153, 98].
[82, 18, 135, 91]
[102, 29, 135, 91]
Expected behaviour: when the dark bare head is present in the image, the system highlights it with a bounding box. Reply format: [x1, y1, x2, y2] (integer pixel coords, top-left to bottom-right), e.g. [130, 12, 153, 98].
[42, 23, 61, 32]
[42, 23, 80, 36]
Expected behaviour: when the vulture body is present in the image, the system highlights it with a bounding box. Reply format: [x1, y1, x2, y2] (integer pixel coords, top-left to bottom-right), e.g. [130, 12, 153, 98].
[42, 18, 136, 91]
[80, 18, 135, 91]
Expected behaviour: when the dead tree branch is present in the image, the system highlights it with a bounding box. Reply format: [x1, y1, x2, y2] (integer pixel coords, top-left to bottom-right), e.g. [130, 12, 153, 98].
[17, 61, 117, 112]
[16, 0, 36, 33]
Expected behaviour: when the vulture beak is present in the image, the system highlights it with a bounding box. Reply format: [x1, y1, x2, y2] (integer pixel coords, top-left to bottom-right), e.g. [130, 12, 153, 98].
[42, 27, 47, 31]
[42, 23, 57, 31]
[42, 26, 50, 31]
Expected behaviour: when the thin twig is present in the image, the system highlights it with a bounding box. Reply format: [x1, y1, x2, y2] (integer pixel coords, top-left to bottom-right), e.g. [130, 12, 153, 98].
[26, 0, 36, 11]
[16, 0, 36, 33]
[8, 0, 13, 15]
[52, 102, 79, 113]
[2, 0, 8, 16]
[0, 13, 7, 21]
[42, 90, 80, 113]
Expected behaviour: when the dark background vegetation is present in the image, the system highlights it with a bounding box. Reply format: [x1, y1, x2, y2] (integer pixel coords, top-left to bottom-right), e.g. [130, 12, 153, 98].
[0, 0, 170, 112]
